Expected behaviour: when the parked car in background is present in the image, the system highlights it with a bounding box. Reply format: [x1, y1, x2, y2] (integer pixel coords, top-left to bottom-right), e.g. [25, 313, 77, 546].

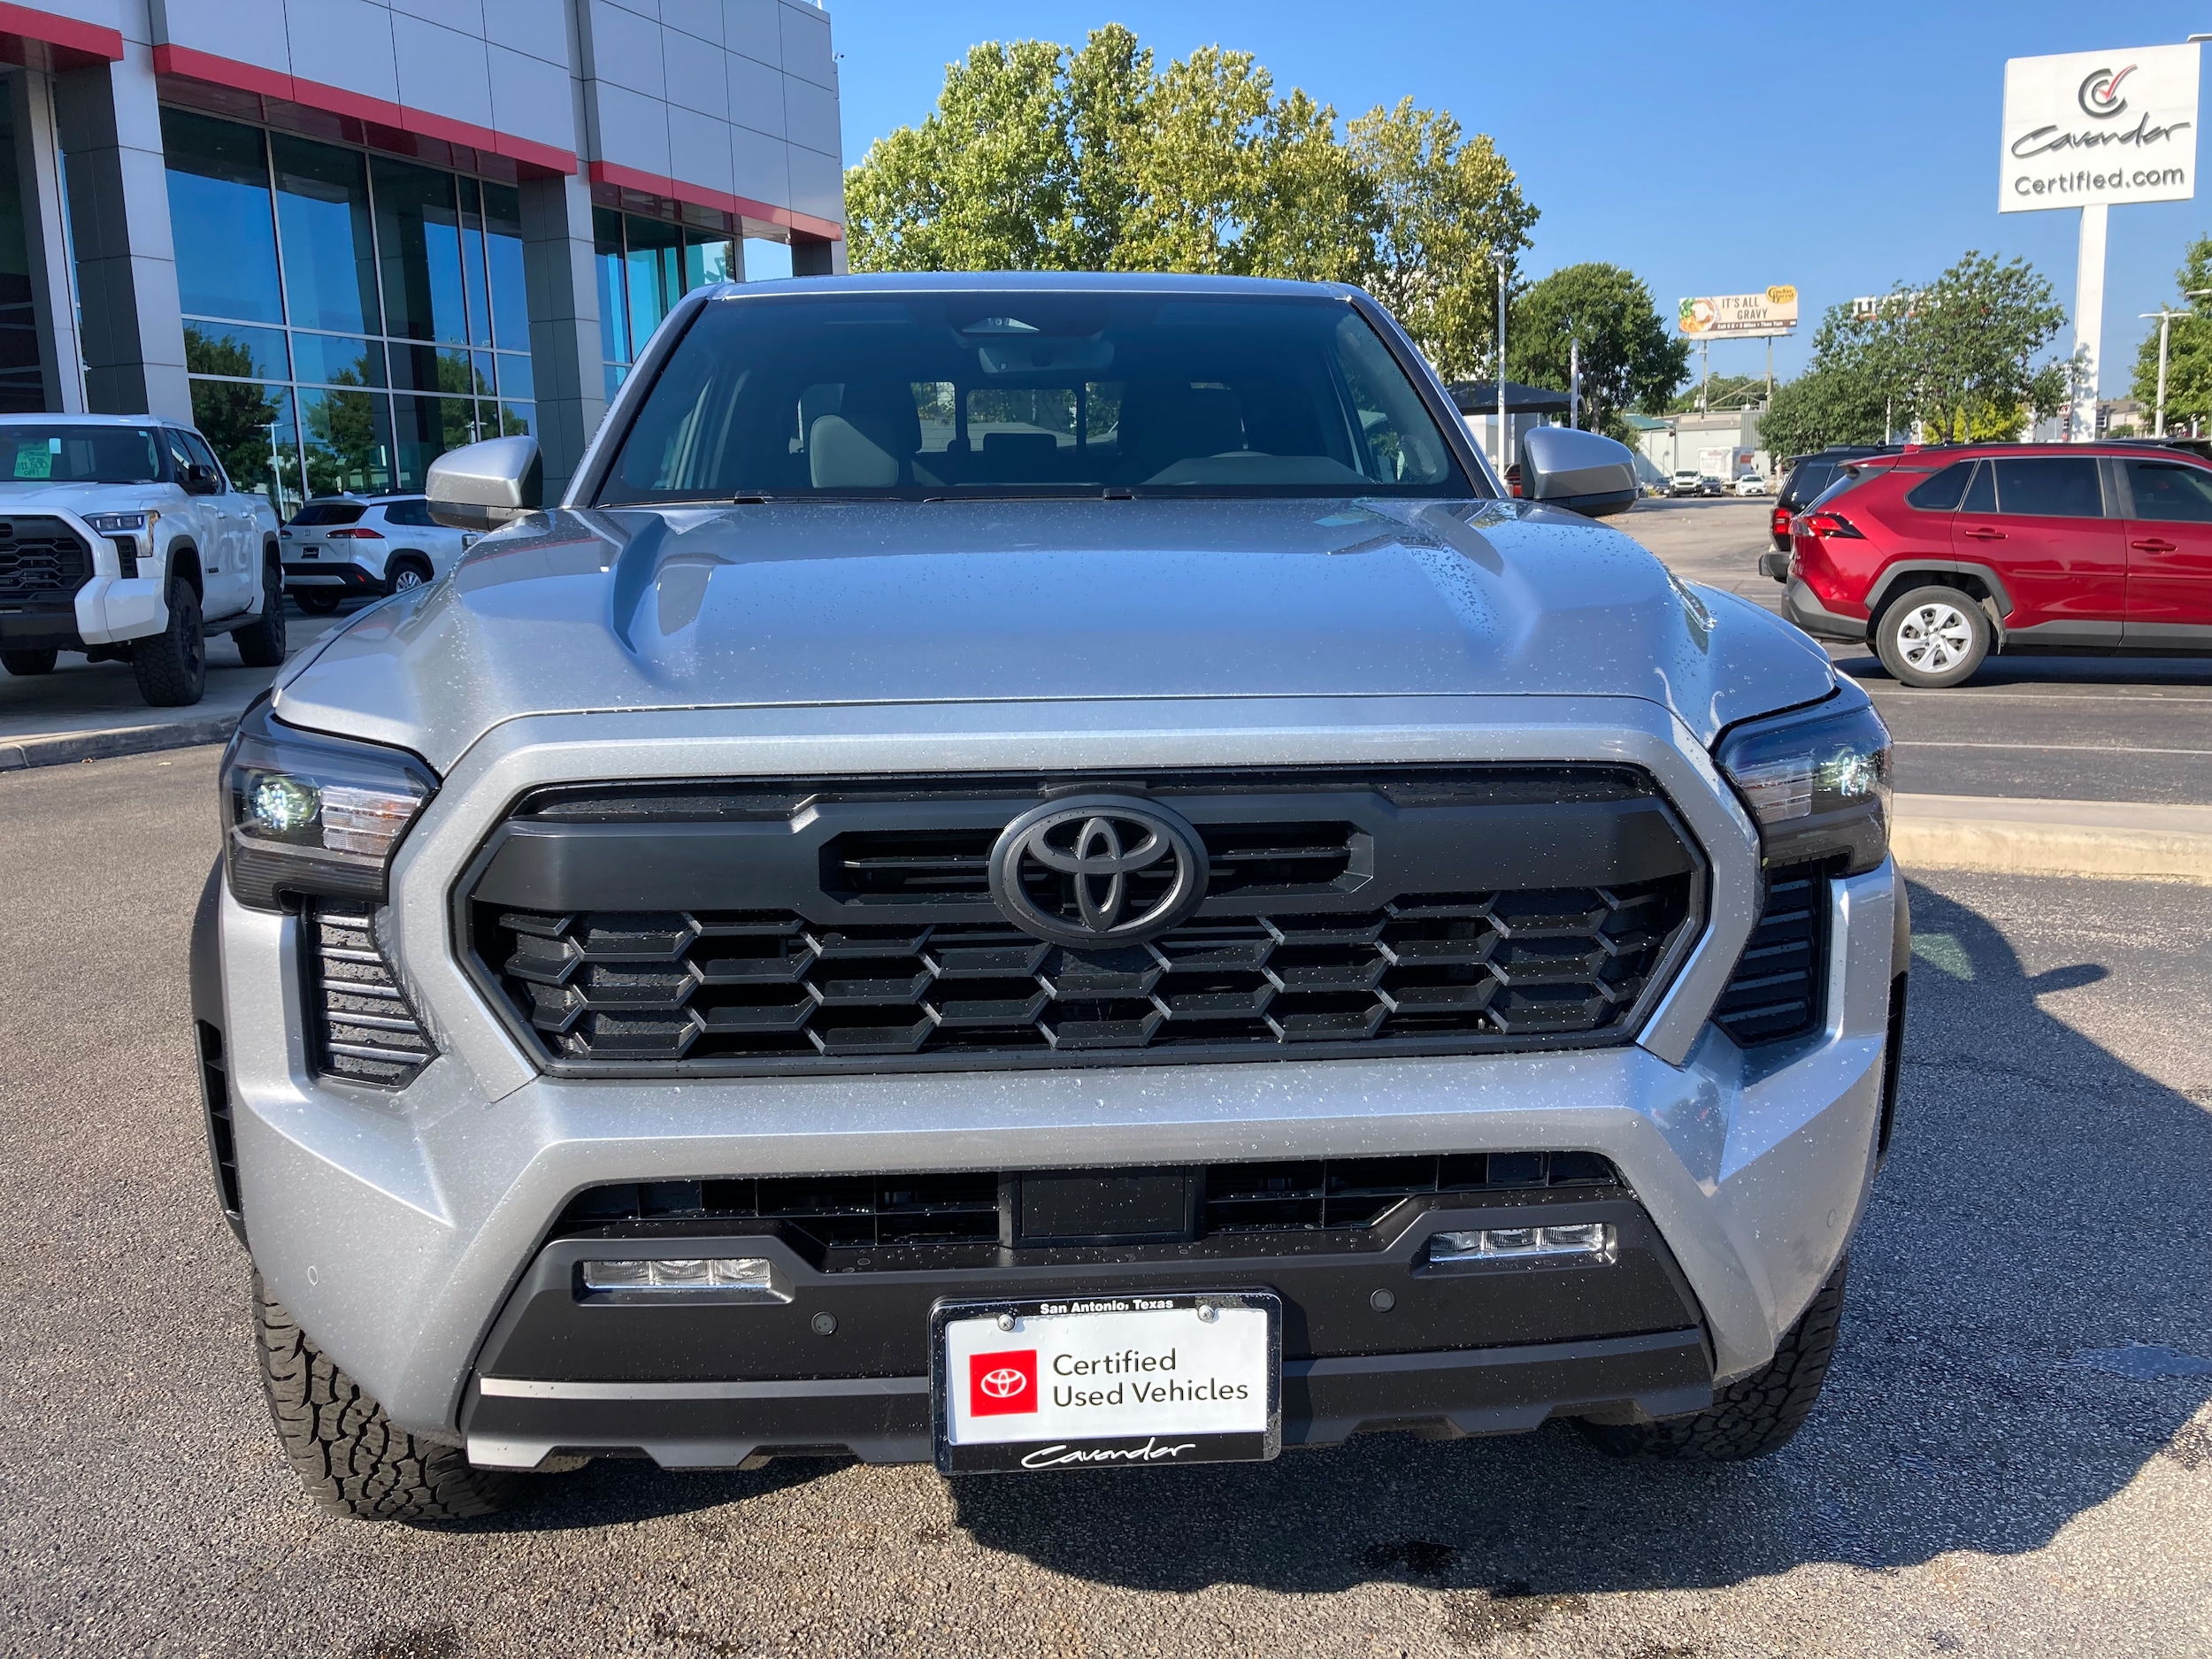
[280, 494, 476, 614]
[1770, 446, 1901, 551]
[1732, 473, 1768, 496]
[1668, 468, 1719, 497]
[0, 414, 283, 705]
[1763, 442, 2212, 687]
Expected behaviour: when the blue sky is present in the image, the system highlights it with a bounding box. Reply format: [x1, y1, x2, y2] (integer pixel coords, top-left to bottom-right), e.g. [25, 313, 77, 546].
[826, 1, 2212, 396]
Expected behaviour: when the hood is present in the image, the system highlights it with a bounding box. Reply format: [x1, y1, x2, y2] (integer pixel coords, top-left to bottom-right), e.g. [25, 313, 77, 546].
[273, 496, 1836, 772]
[0, 481, 170, 513]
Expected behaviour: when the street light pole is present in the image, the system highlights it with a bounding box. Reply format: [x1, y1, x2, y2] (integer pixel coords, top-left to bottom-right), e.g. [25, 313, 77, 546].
[2140, 288, 2212, 438]
[1491, 251, 1509, 475]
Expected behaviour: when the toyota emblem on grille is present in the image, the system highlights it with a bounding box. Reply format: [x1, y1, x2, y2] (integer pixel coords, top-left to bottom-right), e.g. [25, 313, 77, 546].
[987, 795, 1209, 947]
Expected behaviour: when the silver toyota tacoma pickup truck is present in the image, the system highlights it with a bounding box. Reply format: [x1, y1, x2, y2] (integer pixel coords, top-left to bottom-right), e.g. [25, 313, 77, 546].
[193, 274, 1906, 1522]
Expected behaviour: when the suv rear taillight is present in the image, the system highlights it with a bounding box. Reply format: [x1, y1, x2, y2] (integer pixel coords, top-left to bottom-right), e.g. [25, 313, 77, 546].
[326, 526, 385, 539]
[1804, 511, 1863, 540]
[1770, 506, 1789, 537]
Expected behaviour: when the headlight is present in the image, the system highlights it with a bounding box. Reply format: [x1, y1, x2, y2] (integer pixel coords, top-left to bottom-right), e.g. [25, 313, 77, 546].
[219, 698, 438, 911]
[1714, 691, 1892, 875]
[86, 511, 154, 534]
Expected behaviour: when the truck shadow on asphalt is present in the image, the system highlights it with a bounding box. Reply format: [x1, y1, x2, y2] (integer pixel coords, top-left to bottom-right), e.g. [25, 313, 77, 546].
[490, 880, 2212, 1598]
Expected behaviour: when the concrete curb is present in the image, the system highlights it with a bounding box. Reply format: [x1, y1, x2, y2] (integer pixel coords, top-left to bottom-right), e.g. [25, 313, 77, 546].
[0, 713, 240, 771]
[1893, 794, 2212, 885]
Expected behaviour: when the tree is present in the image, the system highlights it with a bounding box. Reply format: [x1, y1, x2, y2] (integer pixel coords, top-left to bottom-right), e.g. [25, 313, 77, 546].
[1755, 362, 1891, 458]
[2131, 234, 2212, 434]
[843, 29, 1535, 374]
[1505, 262, 1686, 437]
[184, 327, 293, 506]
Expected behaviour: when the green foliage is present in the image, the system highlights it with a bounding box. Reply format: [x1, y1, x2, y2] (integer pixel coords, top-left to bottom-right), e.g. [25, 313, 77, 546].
[184, 326, 293, 505]
[1755, 362, 1890, 459]
[2131, 234, 2212, 433]
[844, 27, 1535, 377]
[1505, 263, 1687, 435]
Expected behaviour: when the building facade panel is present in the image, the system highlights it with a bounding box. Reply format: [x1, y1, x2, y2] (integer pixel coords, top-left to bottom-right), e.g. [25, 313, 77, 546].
[0, 0, 840, 499]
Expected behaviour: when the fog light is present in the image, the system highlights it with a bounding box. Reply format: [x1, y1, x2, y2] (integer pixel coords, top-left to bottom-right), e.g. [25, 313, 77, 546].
[1428, 1224, 1616, 1263]
[579, 1256, 786, 1298]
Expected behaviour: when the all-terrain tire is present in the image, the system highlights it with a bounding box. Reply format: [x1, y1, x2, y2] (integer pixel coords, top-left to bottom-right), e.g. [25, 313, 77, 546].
[1580, 1257, 1848, 1462]
[295, 589, 342, 615]
[132, 578, 206, 706]
[1, 647, 57, 675]
[255, 1274, 517, 1524]
[233, 553, 288, 667]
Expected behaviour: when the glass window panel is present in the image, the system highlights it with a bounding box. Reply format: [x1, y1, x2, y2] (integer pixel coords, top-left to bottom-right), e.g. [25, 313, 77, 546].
[162, 110, 283, 325]
[271, 134, 379, 335]
[457, 177, 494, 349]
[390, 392, 479, 489]
[2128, 459, 2212, 523]
[1992, 456, 2105, 518]
[191, 378, 300, 518]
[499, 400, 535, 438]
[387, 342, 479, 396]
[290, 332, 385, 388]
[471, 350, 498, 399]
[481, 180, 530, 352]
[0, 91, 36, 411]
[603, 361, 626, 403]
[742, 237, 792, 282]
[494, 349, 534, 402]
[685, 230, 736, 290]
[299, 384, 396, 497]
[183, 321, 288, 382]
[372, 157, 467, 345]
[594, 206, 627, 365]
[625, 214, 683, 356]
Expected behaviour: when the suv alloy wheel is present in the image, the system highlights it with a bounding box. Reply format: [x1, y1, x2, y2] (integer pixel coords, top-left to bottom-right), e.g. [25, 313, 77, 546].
[1875, 584, 1990, 688]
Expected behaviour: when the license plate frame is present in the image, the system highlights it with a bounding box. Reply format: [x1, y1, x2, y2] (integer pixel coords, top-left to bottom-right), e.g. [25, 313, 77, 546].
[929, 1289, 1281, 1474]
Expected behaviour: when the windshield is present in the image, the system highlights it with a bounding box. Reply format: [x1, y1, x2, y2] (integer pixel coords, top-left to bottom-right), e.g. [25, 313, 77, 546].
[0, 424, 164, 485]
[594, 290, 1472, 503]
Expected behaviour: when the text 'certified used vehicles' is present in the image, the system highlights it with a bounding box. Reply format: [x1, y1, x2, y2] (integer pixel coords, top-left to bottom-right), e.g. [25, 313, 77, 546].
[1769, 442, 2212, 687]
[280, 494, 478, 613]
[0, 416, 282, 704]
[199, 274, 1906, 1523]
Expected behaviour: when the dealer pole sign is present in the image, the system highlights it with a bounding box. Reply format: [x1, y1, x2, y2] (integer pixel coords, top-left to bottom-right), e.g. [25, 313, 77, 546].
[2001, 46, 2200, 442]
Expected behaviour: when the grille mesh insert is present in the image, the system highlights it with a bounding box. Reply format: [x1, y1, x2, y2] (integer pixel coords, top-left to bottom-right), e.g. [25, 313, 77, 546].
[480, 879, 1692, 1071]
[311, 910, 436, 1086]
[0, 518, 90, 600]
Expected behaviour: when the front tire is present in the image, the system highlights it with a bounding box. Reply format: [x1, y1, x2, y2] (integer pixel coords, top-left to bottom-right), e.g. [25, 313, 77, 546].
[1876, 584, 1990, 687]
[1, 647, 57, 675]
[233, 556, 288, 668]
[256, 1275, 517, 1524]
[387, 556, 433, 595]
[1580, 1257, 1848, 1461]
[132, 579, 206, 706]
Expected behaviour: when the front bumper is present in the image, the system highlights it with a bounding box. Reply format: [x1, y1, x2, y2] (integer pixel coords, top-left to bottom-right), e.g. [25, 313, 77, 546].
[211, 696, 1900, 1460]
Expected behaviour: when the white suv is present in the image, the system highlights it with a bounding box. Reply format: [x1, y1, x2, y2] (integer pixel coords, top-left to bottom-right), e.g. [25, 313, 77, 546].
[280, 495, 475, 614]
[0, 415, 283, 705]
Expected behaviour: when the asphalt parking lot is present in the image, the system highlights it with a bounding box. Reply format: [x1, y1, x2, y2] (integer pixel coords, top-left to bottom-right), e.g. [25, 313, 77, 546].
[1622, 498, 2212, 805]
[3, 749, 2208, 1658]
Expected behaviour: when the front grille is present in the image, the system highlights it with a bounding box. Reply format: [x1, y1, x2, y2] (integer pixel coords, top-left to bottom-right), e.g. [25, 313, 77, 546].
[484, 883, 1690, 1068]
[309, 910, 436, 1086]
[0, 517, 90, 600]
[557, 1151, 1623, 1263]
[1711, 863, 1828, 1045]
[466, 767, 1702, 1077]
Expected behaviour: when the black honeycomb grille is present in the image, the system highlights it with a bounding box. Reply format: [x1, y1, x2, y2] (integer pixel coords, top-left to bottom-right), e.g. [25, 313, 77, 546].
[1711, 864, 1828, 1046]
[480, 879, 1692, 1071]
[310, 910, 436, 1086]
[0, 517, 90, 599]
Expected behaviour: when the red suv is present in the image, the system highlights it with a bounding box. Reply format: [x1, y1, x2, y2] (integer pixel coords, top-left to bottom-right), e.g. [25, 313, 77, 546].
[1762, 442, 2212, 687]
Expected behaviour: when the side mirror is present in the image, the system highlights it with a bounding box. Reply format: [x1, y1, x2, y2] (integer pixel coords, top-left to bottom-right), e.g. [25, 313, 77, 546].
[426, 435, 541, 532]
[183, 464, 220, 495]
[1519, 426, 1640, 518]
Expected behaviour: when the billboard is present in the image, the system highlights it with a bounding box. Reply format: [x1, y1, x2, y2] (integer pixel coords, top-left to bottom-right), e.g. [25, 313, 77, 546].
[2001, 46, 2199, 211]
[1678, 288, 1800, 338]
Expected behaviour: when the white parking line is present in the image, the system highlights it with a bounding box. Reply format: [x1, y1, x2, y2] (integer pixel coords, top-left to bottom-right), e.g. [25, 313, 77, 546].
[1897, 741, 2212, 757]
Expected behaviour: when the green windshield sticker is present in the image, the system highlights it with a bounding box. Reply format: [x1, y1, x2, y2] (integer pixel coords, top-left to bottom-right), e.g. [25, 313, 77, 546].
[13, 447, 50, 479]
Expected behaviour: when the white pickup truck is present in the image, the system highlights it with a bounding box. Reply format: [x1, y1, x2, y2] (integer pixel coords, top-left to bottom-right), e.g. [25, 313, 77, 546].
[0, 414, 284, 706]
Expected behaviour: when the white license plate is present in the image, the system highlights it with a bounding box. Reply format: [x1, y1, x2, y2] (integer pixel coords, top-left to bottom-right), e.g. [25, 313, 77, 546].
[932, 1291, 1279, 1473]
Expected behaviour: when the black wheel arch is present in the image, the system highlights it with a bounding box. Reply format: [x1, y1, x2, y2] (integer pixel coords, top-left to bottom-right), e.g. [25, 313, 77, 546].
[1864, 563, 2013, 641]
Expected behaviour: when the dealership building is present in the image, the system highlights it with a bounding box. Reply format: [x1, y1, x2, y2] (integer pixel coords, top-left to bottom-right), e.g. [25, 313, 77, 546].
[0, 0, 846, 509]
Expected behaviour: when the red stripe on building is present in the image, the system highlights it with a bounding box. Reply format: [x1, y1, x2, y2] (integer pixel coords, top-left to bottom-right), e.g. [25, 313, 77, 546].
[588, 159, 842, 243]
[150, 42, 577, 178]
[0, 1, 125, 65]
